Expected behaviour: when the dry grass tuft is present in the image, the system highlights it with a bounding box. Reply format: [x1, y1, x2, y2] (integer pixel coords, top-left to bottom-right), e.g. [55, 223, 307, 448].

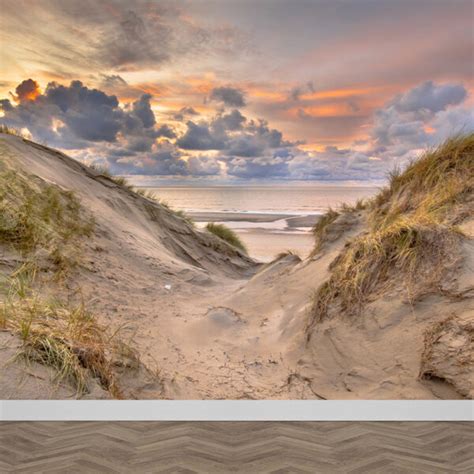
[206, 222, 247, 253]
[368, 134, 474, 229]
[274, 249, 301, 261]
[308, 134, 474, 327]
[0, 166, 94, 276]
[0, 124, 28, 138]
[3, 286, 136, 397]
[0, 141, 148, 398]
[311, 208, 340, 252]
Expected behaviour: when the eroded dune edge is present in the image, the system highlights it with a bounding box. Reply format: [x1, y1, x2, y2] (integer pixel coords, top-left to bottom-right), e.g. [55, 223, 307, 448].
[1, 132, 473, 400]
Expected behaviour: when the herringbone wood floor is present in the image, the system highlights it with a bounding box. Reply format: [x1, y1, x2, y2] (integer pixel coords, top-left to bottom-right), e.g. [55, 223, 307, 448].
[0, 422, 472, 473]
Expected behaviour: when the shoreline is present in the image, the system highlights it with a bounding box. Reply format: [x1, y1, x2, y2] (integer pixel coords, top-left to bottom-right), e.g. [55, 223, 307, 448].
[188, 211, 321, 228]
[188, 211, 321, 262]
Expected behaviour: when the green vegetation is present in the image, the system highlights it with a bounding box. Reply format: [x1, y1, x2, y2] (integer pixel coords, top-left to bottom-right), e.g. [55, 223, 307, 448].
[2, 282, 136, 397]
[90, 164, 135, 191]
[0, 161, 94, 275]
[205, 222, 247, 253]
[309, 134, 474, 325]
[0, 154, 136, 397]
[311, 208, 340, 252]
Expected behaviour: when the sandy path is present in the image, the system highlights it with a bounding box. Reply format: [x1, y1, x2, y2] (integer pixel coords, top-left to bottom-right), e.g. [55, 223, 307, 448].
[88, 260, 320, 400]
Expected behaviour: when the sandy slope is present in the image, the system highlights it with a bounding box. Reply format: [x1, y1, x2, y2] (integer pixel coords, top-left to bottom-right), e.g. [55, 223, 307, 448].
[1, 135, 472, 399]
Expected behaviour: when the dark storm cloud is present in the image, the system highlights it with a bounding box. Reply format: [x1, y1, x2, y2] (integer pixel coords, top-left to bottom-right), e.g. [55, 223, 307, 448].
[14, 79, 41, 101]
[175, 112, 292, 172]
[176, 121, 226, 150]
[0, 80, 180, 149]
[132, 93, 155, 128]
[226, 135, 265, 157]
[42, 81, 122, 142]
[209, 87, 246, 107]
[2, 77, 472, 182]
[212, 109, 246, 132]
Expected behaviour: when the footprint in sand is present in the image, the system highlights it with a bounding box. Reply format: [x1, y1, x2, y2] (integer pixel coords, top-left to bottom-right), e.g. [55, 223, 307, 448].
[206, 307, 245, 328]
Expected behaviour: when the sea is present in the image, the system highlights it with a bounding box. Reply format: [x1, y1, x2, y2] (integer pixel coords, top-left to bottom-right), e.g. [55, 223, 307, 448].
[143, 184, 379, 215]
[142, 183, 380, 261]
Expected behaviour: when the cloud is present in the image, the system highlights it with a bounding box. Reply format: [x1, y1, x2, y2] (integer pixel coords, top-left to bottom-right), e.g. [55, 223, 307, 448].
[225, 152, 292, 179]
[209, 87, 246, 107]
[14, 79, 41, 102]
[176, 121, 226, 150]
[212, 109, 246, 132]
[391, 81, 467, 115]
[372, 81, 470, 151]
[173, 106, 200, 121]
[97, 9, 170, 70]
[99, 74, 128, 89]
[0, 79, 180, 150]
[289, 81, 315, 101]
[187, 155, 221, 176]
[155, 124, 176, 139]
[109, 149, 189, 176]
[131, 93, 155, 128]
[2, 78, 472, 182]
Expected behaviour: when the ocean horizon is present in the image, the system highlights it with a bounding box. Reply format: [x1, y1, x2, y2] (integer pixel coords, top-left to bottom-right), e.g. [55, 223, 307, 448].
[143, 183, 379, 261]
[143, 183, 379, 215]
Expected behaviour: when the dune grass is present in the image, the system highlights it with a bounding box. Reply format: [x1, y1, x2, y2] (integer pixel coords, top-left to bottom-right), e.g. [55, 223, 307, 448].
[0, 156, 135, 397]
[0, 172, 136, 397]
[312, 208, 340, 252]
[206, 222, 247, 253]
[0, 124, 28, 138]
[368, 134, 474, 228]
[309, 134, 474, 326]
[0, 165, 94, 276]
[2, 280, 137, 397]
[274, 249, 301, 261]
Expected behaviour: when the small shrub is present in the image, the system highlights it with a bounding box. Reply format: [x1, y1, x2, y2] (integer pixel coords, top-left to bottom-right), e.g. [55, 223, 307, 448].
[206, 222, 247, 253]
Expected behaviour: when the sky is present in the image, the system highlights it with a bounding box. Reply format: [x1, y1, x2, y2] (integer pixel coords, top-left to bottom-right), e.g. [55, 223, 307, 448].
[1, 0, 473, 184]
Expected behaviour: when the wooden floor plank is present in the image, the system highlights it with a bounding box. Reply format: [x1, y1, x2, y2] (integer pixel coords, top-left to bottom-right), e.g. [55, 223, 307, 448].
[0, 422, 472, 473]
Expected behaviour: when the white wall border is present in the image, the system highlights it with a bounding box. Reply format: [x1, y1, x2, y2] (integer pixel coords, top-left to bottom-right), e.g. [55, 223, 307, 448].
[1, 400, 473, 421]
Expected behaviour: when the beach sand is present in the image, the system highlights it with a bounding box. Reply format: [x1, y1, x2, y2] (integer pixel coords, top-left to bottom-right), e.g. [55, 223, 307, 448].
[3, 134, 471, 401]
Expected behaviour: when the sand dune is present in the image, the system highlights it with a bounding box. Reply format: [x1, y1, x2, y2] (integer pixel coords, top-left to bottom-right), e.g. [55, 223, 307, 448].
[1, 134, 472, 399]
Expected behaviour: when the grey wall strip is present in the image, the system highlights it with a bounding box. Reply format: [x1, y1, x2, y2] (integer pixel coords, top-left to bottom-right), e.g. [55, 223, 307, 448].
[1, 400, 473, 421]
